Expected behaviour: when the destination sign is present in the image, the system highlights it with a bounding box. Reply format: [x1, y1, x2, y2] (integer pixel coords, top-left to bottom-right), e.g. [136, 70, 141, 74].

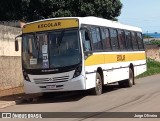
[23, 19, 79, 33]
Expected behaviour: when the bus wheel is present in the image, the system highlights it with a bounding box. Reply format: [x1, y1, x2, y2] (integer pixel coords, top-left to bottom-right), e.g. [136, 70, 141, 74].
[126, 68, 134, 87]
[91, 73, 102, 95]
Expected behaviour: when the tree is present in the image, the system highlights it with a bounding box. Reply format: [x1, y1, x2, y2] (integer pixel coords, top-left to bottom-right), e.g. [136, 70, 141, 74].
[0, 0, 122, 22]
[49, 0, 122, 21]
[0, 0, 24, 21]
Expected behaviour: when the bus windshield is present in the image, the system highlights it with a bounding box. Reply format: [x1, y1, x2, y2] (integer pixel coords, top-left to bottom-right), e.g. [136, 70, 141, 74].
[22, 29, 81, 69]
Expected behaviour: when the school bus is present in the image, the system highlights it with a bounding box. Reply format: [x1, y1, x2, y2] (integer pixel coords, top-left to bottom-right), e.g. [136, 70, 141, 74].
[15, 17, 146, 95]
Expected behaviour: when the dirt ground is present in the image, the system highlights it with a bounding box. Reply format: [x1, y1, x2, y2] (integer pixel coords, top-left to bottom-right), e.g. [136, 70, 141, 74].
[0, 86, 24, 97]
[0, 86, 42, 102]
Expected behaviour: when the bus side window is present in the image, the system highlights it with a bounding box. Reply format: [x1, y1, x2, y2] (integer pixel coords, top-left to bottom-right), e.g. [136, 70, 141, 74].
[91, 27, 103, 51]
[125, 31, 133, 50]
[81, 29, 92, 51]
[109, 28, 119, 51]
[131, 32, 139, 50]
[118, 30, 126, 50]
[101, 28, 111, 51]
[137, 32, 144, 50]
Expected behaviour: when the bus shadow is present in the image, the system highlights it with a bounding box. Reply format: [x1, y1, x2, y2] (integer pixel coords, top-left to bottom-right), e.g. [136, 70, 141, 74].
[19, 91, 88, 105]
[102, 83, 120, 93]
[17, 83, 121, 105]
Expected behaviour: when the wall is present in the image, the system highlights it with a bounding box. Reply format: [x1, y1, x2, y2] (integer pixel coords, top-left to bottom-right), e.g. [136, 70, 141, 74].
[145, 45, 160, 61]
[0, 25, 23, 90]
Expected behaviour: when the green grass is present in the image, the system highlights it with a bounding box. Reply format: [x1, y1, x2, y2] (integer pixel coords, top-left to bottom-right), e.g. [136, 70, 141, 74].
[136, 58, 160, 78]
[149, 40, 160, 45]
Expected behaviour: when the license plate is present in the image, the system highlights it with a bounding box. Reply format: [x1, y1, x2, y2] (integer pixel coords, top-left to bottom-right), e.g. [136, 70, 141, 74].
[46, 85, 56, 89]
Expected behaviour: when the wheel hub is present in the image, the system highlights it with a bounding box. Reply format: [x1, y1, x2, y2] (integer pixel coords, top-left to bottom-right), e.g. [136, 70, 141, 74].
[96, 78, 102, 92]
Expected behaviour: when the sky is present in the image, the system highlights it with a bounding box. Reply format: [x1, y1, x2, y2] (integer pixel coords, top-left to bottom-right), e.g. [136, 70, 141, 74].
[118, 0, 160, 33]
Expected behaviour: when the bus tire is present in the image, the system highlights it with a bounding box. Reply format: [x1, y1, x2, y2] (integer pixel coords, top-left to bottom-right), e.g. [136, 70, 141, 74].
[90, 73, 103, 95]
[126, 68, 134, 87]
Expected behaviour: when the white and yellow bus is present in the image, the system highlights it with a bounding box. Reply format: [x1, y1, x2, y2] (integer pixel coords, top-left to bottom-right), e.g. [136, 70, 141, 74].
[15, 17, 146, 95]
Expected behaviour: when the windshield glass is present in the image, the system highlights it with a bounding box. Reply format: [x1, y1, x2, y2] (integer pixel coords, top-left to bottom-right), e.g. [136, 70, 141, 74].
[22, 29, 81, 69]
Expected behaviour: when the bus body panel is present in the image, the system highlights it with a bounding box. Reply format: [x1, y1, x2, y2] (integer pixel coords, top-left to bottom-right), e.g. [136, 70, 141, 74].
[85, 73, 96, 89]
[24, 71, 86, 94]
[84, 51, 146, 87]
[135, 64, 147, 77]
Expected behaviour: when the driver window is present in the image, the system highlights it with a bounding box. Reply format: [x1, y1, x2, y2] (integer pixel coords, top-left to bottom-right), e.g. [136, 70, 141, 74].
[81, 29, 92, 51]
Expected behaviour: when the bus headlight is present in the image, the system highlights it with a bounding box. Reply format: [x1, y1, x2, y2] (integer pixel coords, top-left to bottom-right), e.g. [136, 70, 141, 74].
[73, 65, 82, 78]
[23, 71, 31, 82]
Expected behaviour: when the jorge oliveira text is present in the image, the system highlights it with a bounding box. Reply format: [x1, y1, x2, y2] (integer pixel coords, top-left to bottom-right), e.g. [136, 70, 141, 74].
[134, 113, 158, 118]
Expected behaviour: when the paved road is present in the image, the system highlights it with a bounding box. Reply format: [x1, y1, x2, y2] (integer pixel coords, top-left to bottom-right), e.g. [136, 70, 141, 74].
[1, 74, 160, 121]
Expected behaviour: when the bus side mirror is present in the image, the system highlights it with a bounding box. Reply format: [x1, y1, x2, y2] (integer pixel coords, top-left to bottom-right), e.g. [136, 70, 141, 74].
[15, 35, 22, 51]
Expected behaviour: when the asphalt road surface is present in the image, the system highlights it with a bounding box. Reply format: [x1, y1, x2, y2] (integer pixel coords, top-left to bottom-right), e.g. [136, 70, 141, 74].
[1, 74, 160, 121]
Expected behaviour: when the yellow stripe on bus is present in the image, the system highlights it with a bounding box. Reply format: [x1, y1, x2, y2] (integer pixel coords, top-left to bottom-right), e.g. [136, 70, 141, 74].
[23, 19, 79, 33]
[85, 52, 146, 66]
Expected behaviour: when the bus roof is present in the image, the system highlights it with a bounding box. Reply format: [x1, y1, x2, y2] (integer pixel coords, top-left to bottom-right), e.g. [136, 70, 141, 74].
[24, 16, 142, 32]
[79, 16, 142, 32]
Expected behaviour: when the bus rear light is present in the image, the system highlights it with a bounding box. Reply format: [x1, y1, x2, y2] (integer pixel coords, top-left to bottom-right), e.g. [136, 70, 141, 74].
[73, 65, 82, 78]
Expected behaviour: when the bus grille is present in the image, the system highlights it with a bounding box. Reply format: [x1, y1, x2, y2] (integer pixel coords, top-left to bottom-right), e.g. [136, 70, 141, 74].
[33, 76, 69, 84]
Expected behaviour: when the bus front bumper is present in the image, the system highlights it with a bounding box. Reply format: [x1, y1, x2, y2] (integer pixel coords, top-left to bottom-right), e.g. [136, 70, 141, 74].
[24, 75, 86, 94]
